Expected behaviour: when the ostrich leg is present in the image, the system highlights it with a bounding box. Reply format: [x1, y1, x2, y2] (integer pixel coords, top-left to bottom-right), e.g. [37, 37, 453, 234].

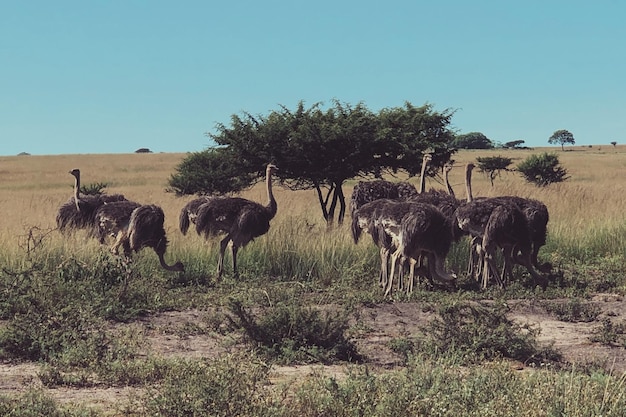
[231, 244, 240, 278]
[217, 236, 230, 279]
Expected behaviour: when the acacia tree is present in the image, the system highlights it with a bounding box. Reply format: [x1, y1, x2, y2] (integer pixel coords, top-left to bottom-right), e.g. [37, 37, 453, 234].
[168, 100, 456, 224]
[475, 156, 513, 186]
[549, 129, 575, 150]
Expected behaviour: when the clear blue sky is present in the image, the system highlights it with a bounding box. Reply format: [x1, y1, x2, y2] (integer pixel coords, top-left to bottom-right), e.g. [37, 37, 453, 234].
[2, 0, 624, 156]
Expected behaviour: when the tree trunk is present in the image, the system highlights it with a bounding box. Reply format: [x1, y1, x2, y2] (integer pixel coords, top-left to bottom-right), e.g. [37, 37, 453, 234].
[313, 181, 347, 225]
[336, 182, 346, 224]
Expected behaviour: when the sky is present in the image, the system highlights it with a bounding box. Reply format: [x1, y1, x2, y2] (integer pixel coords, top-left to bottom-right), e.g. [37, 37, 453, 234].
[1, 0, 625, 156]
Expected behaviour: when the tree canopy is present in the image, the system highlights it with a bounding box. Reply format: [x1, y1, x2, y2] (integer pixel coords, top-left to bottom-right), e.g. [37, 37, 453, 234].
[168, 100, 457, 224]
[503, 140, 526, 149]
[548, 129, 575, 150]
[475, 156, 513, 186]
[452, 132, 494, 149]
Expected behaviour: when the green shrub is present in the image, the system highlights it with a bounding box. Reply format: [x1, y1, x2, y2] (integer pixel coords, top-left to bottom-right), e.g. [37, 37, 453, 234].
[228, 300, 361, 364]
[543, 299, 600, 322]
[421, 301, 561, 365]
[142, 355, 273, 417]
[516, 152, 569, 186]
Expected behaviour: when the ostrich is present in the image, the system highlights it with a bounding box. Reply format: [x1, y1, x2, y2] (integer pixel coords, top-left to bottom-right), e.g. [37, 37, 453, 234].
[179, 196, 215, 235]
[194, 163, 278, 279]
[489, 195, 551, 273]
[459, 162, 551, 274]
[455, 163, 546, 289]
[56, 168, 126, 234]
[348, 154, 431, 216]
[95, 201, 184, 272]
[351, 198, 399, 289]
[376, 200, 456, 296]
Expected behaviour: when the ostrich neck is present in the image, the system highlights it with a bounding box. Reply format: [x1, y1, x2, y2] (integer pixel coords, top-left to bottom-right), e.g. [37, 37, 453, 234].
[157, 251, 179, 271]
[465, 166, 473, 202]
[265, 169, 277, 219]
[445, 168, 455, 198]
[418, 156, 429, 194]
[73, 173, 81, 211]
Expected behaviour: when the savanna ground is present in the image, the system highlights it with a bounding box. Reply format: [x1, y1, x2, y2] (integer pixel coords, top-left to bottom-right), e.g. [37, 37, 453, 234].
[1, 145, 626, 415]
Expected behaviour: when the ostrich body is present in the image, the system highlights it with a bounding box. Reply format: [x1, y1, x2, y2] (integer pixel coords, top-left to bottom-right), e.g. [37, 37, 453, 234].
[349, 180, 418, 217]
[56, 168, 126, 233]
[195, 163, 278, 279]
[95, 201, 184, 272]
[455, 163, 546, 289]
[179, 196, 214, 235]
[377, 200, 456, 296]
[489, 195, 550, 272]
[127, 205, 184, 272]
[94, 200, 142, 245]
[349, 154, 430, 216]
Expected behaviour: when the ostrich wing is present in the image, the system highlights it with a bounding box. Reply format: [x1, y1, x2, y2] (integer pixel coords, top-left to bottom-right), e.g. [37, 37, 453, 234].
[129, 205, 167, 253]
[95, 201, 141, 242]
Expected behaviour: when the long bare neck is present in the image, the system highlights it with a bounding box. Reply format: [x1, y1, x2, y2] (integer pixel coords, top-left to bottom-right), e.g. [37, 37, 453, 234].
[444, 166, 455, 198]
[465, 165, 474, 203]
[419, 155, 430, 194]
[266, 168, 277, 219]
[157, 251, 183, 272]
[73, 173, 81, 211]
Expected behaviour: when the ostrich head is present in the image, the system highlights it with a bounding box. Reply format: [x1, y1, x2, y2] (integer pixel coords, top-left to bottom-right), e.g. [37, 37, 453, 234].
[266, 163, 278, 175]
[153, 237, 185, 272]
[69, 168, 80, 178]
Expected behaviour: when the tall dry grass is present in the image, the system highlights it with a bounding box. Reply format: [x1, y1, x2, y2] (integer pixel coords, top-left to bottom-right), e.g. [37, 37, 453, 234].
[1, 146, 625, 272]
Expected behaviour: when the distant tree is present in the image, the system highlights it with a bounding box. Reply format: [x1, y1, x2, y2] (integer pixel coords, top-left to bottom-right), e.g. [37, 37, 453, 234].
[476, 156, 513, 186]
[503, 140, 526, 149]
[452, 132, 493, 149]
[611, 141, 617, 147]
[135, 148, 152, 153]
[517, 152, 568, 186]
[548, 130, 575, 151]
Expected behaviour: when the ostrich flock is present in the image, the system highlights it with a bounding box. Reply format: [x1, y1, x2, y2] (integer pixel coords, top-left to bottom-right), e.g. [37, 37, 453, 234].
[56, 158, 551, 295]
[351, 154, 551, 295]
[56, 164, 278, 278]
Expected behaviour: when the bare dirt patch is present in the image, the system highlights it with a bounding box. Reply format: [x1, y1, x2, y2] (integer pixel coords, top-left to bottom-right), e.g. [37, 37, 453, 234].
[2, 294, 625, 414]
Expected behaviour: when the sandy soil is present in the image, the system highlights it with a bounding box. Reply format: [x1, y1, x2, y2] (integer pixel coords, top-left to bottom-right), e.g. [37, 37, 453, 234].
[1, 293, 625, 414]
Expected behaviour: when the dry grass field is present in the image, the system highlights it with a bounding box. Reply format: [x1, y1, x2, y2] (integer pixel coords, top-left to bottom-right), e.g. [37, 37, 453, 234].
[1, 146, 626, 415]
[1, 145, 625, 261]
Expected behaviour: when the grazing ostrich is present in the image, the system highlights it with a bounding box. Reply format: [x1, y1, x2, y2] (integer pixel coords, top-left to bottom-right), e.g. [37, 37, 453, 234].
[194, 163, 278, 279]
[126, 205, 184, 271]
[459, 162, 551, 274]
[489, 195, 551, 273]
[95, 201, 184, 272]
[455, 163, 546, 289]
[377, 200, 456, 296]
[179, 196, 214, 235]
[56, 168, 126, 233]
